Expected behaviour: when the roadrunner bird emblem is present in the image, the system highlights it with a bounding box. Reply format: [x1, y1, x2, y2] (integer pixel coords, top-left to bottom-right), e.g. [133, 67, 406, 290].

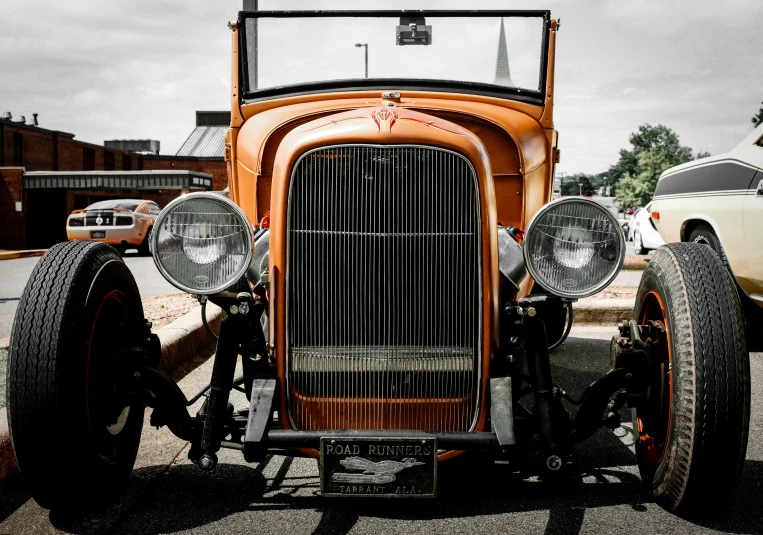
[331, 457, 424, 484]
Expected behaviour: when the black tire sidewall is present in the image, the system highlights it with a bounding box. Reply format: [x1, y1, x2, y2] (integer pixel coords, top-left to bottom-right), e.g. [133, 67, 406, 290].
[632, 258, 676, 487]
[76, 260, 145, 483]
[7, 242, 145, 509]
[633, 243, 749, 512]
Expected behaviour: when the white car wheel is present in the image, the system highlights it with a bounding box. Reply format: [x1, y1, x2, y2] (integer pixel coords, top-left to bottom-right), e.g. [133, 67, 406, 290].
[634, 230, 647, 255]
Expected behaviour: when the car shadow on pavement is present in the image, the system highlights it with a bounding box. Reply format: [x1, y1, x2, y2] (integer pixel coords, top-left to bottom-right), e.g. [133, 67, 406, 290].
[0, 487, 29, 525]
[104, 456, 763, 535]
[8, 334, 759, 534]
[21, 452, 762, 535]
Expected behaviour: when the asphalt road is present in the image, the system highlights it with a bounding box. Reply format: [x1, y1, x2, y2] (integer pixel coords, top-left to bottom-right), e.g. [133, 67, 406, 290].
[0, 251, 177, 340]
[2, 325, 761, 535]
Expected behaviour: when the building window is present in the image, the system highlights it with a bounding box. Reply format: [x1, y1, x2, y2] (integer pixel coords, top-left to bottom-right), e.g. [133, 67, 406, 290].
[122, 154, 132, 170]
[83, 147, 95, 170]
[104, 151, 115, 170]
[13, 133, 23, 166]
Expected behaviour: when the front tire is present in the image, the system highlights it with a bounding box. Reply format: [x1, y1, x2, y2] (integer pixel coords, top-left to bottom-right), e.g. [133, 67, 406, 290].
[7, 242, 146, 510]
[633, 243, 749, 514]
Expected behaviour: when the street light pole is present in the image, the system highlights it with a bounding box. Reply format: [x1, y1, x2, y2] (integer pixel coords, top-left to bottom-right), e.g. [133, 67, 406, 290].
[355, 43, 368, 78]
[578, 183, 583, 196]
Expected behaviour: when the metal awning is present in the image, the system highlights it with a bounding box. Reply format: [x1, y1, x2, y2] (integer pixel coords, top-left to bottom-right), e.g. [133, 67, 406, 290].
[22, 170, 213, 190]
[176, 126, 227, 157]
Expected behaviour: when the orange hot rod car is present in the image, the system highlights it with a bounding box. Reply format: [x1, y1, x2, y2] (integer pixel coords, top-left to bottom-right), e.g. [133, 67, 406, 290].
[66, 198, 160, 255]
[7, 10, 749, 513]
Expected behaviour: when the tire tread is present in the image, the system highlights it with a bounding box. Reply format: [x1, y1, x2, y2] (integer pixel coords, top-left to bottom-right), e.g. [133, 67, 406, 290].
[7, 241, 138, 508]
[635, 242, 749, 513]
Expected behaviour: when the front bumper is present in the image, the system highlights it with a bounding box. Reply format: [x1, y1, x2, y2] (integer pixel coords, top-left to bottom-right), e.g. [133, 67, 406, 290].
[67, 225, 144, 246]
[246, 430, 500, 459]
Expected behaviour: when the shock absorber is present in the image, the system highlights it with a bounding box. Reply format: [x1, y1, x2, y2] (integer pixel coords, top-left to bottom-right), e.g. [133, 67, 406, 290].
[198, 292, 255, 470]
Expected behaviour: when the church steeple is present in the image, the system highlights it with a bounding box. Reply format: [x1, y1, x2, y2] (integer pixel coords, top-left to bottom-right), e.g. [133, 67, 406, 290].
[494, 18, 514, 87]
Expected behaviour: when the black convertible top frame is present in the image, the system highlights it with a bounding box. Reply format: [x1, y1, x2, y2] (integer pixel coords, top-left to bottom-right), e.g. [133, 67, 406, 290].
[237, 10, 552, 105]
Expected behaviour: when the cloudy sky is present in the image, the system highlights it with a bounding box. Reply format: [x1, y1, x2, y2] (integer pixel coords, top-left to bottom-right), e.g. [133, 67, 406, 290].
[2, 0, 761, 174]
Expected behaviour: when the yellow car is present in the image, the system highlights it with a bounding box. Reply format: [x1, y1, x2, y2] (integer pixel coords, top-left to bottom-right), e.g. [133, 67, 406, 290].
[66, 198, 159, 255]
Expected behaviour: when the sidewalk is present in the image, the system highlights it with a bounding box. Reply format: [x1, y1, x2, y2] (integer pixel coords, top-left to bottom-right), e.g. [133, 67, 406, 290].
[574, 271, 640, 324]
[0, 250, 47, 261]
[622, 254, 650, 271]
[575, 296, 635, 324]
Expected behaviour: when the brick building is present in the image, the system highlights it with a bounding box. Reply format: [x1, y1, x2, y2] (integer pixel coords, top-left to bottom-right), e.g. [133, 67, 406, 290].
[0, 111, 228, 249]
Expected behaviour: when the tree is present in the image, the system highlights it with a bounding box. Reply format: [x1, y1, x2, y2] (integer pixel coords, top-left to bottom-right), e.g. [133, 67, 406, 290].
[560, 173, 596, 196]
[559, 172, 617, 197]
[616, 149, 680, 206]
[608, 124, 693, 185]
[753, 102, 763, 128]
[613, 124, 694, 206]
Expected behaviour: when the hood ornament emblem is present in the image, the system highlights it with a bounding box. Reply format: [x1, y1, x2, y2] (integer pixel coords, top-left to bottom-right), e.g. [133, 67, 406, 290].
[372, 107, 399, 134]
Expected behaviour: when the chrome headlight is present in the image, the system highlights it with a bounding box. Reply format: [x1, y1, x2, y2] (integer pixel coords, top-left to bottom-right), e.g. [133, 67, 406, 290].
[151, 192, 253, 294]
[523, 198, 624, 298]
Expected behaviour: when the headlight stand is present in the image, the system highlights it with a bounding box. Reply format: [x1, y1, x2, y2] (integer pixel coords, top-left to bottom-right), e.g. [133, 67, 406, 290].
[518, 297, 571, 456]
[197, 291, 270, 471]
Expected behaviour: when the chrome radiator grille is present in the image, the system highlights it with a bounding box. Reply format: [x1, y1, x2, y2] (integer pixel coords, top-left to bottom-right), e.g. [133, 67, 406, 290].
[286, 145, 481, 432]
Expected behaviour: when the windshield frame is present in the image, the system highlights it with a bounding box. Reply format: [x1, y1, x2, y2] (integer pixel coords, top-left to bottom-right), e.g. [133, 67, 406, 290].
[238, 10, 551, 105]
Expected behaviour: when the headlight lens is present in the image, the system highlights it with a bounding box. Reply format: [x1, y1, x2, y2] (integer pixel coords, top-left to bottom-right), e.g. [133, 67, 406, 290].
[151, 193, 253, 294]
[523, 198, 624, 298]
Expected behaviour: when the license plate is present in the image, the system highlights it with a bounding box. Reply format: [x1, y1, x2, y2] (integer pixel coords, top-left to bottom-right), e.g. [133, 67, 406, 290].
[320, 437, 437, 498]
[91, 231, 106, 239]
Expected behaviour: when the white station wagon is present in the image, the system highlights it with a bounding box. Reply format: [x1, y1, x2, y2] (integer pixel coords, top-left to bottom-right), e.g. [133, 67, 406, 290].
[651, 122, 763, 349]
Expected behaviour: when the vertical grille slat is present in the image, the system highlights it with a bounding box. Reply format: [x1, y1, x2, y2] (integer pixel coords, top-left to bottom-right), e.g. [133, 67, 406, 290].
[286, 145, 481, 432]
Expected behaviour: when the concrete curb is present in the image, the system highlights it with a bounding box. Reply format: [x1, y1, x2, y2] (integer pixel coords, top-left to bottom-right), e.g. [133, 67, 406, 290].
[622, 260, 649, 271]
[574, 298, 635, 325]
[0, 250, 47, 261]
[0, 302, 222, 496]
[155, 302, 222, 377]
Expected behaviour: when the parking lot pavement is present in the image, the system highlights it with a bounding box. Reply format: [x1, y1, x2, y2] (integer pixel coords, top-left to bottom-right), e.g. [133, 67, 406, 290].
[2, 325, 761, 535]
[0, 251, 176, 339]
[612, 269, 642, 287]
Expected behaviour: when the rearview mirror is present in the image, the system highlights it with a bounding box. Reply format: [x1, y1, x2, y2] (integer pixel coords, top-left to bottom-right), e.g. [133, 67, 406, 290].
[396, 17, 432, 45]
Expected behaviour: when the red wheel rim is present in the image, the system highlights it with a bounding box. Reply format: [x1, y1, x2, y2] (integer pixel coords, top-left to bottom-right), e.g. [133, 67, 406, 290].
[635, 290, 673, 468]
[86, 290, 131, 461]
